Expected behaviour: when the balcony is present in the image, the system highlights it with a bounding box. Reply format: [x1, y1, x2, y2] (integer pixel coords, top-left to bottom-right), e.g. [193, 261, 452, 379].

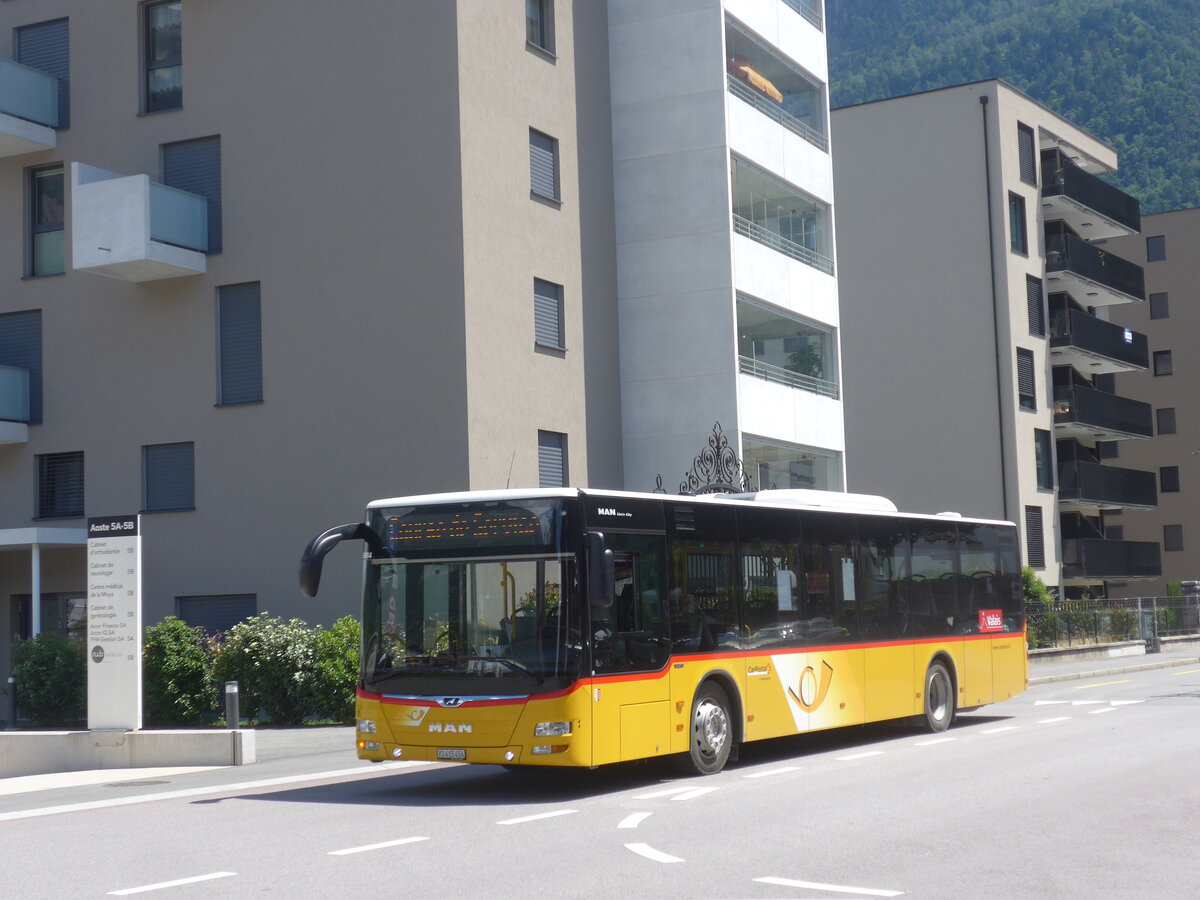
[0, 58, 58, 157]
[1057, 459, 1157, 510]
[1049, 304, 1148, 374]
[1040, 149, 1140, 239]
[0, 364, 30, 444]
[731, 158, 834, 275]
[1053, 382, 1152, 441]
[782, 0, 823, 30]
[1062, 538, 1161, 582]
[71, 163, 207, 282]
[1044, 223, 1144, 307]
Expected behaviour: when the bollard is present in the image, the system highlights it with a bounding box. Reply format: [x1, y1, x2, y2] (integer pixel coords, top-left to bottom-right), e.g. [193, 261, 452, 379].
[224, 681, 240, 730]
[5, 675, 16, 731]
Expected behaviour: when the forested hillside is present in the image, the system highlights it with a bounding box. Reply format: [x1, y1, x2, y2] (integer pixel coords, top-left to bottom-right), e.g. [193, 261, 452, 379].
[826, 0, 1200, 213]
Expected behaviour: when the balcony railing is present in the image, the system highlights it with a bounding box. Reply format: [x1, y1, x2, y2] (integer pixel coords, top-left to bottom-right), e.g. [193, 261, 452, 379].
[1057, 460, 1157, 509]
[1053, 382, 1152, 440]
[1041, 149, 1139, 239]
[0, 364, 30, 423]
[0, 57, 58, 127]
[1049, 306, 1148, 372]
[782, 0, 823, 30]
[1061, 537, 1162, 581]
[1044, 225, 1144, 306]
[733, 213, 834, 274]
[739, 355, 840, 399]
[149, 182, 209, 251]
[727, 74, 826, 152]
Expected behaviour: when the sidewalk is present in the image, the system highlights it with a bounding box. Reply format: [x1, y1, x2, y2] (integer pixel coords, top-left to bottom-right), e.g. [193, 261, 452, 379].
[1028, 641, 1200, 685]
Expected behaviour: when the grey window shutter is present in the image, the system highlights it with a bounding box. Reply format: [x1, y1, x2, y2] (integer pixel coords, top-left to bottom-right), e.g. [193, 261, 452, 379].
[38, 451, 84, 518]
[1026, 276, 1044, 336]
[144, 442, 195, 511]
[0, 310, 43, 423]
[1017, 123, 1036, 184]
[177, 594, 256, 636]
[1017, 348, 1035, 409]
[534, 279, 562, 348]
[1024, 506, 1045, 568]
[16, 18, 69, 128]
[163, 136, 222, 252]
[530, 130, 558, 200]
[218, 283, 263, 405]
[538, 431, 566, 487]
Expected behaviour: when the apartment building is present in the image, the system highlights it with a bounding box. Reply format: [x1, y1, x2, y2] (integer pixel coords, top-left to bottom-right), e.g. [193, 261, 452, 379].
[1104, 208, 1200, 596]
[833, 80, 1160, 598]
[0, 0, 846, 674]
[610, 0, 845, 495]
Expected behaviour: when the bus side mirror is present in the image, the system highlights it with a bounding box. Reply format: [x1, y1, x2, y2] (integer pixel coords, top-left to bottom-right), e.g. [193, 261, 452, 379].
[587, 531, 614, 611]
[299, 522, 378, 598]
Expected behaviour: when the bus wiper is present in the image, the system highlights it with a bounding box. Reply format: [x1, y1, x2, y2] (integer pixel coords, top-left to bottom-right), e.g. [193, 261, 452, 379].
[467, 655, 544, 685]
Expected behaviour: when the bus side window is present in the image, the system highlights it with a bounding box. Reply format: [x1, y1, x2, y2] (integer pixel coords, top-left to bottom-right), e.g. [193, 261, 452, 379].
[594, 536, 669, 673]
[671, 544, 737, 652]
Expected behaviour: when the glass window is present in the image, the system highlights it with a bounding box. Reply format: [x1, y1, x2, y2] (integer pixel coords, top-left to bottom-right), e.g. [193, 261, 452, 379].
[1149, 292, 1169, 320]
[529, 129, 560, 202]
[29, 165, 64, 277]
[1156, 407, 1177, 435]
[526, 0, 554, 53]
[1153, 350, 1173, 376]
[16, 18, 69, 129]
[670, 539, 738, 653]
[144, 1, 182, 112]
[742, 435, 843, 492]
[594, 533, 669, 674]
[1146, 235, 1166, 262]
[1035, 429, 1053, 490]
[857, 518, 910, 641]
[1096, 440, 1119, 459]
[218, 282, 263, 405]
[731, 157, 832, 273]
[1017, 348, 1036, 410]
[1008, 193, 1027, 254]
[37, 451, 84, 519]
[800, 512, 859, 639]
[909, 522, 957, 635]
[144, 442, 195, 511]
[537, 430, 567, 487]
[1105, 525, 1123, 541]
[736, 295, 838, 397]
[0, 310, 43, 424]
[534, 278, 564, 350]
[1160, 466, 1180, 493]
[1163, 524, 1183, 552]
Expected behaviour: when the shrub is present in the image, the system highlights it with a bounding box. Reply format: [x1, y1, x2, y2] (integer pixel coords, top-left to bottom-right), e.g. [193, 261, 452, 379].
[311, 616, 360, 724]
[1022, 567, 1056, 649]
[143, 617, 216, 726]
[211, 614, 317, 725]
[10, 632, 86, 727]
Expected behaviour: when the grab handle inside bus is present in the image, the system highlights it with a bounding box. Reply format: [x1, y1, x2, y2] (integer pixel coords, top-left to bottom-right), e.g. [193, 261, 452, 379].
[299, 522, 384, 598]
[587, 531, 614, 611]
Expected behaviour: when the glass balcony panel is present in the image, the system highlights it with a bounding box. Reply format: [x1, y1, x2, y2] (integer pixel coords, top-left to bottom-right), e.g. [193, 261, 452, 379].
[1061, 538, 1161, 580]
[32, 230, 64, 277]
[149, 182, 208, 252]
[742, 436, 843, 492]
[0, 364, 30, 423]
[1044, 224, 1144, 305]
[731, 158, 833, 274]
[1057, 460, 1157, 509]
[1049, 306, 1148, 372]
[0, 57, 58, 127]
[736, 296, 839, 398]
[1041, 149, 1140, 237]
[1053, 383, 1153, 440]
[781, 0, 823, 29]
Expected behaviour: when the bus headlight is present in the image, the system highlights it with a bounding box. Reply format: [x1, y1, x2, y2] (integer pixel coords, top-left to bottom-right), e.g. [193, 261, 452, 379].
[534, 721, 571, 737]
[531, 745, 569, 755]
[358, 740, 380, 751]
[357, 719, 377, 734]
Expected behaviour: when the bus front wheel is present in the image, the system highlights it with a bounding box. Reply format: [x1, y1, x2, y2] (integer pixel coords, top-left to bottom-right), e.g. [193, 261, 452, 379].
[923, 661, 955, 733]
[684, 682, 733, 775]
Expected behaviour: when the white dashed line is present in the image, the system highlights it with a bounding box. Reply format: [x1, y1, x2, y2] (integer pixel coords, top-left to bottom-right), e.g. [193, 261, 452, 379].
[625, 843, 684, 863]
[109, 872, 237, 895]
[617, 812, 652, 830]
[755, 875, 903, 896]
[836, 750, 885, 761]
[633, 785, 705, 800]
[1038, 717, 1070, 724]
[328, 836, 428, 856]
[981, 726, 1019, 734]
[744, 766, 801, 779]
[496, 809, 577, 825]
[913, 737, 955, 747]
[1088, 706, 1118, 715]
[669, 786, 718, 801]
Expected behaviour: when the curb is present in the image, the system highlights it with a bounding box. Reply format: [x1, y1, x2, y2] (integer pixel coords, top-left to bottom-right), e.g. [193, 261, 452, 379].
[1029, 656, 1200, 686]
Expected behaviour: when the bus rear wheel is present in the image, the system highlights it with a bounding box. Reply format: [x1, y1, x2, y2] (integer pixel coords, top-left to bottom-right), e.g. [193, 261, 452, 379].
[923, 661, 955, 733]
[684, 682, 732, 775]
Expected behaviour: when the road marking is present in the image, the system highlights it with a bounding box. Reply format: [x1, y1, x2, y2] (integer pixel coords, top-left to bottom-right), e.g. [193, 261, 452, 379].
[108, 872, 236, 895]
[497, 809, 577, 825]
[1172, 668, 1200, 676]
[1074, 680, 1130, 690]
[836, 750, 885, 761]
[755, 875, 903, 896]
[670, 786, 718, 801]
[625, 843, 684, 863]
[913, 737, 955, 747]
[1038, 717, 1070, 724]
[1035, 700, 1069, 705]
[1089, 707, 1118, 715]
[633, 785, 706, 800]
[981, 726, 1019, 734]
[1109, 700, 1143, 706]
[328, 836, 428, 855]
[744, 766, 801, 779]
[617, 812, 652, 830]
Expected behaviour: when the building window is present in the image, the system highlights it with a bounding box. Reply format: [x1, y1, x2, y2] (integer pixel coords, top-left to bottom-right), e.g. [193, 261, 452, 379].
[1034, 429, 1053, 490]
[143, 442, 195, 512]
[1008, 193, 1027, 254]
[29, 165, 64, 277]
[217, 282, 263, 405]
[1156, 407, 1177, 435]
[16, 18, 69, 129]
[736, 295, 839, 398]
[1016, 348, 1036, 410]
[529, 129, 560, 203]
[1153, 350, 1173, 376]
[1146, 235, 1166, 262]
[1026, 275, 1045, 336]
[1025, 506, 1045, 569]
[0, 310, 42, 424]
[534, 278, 564, 350]
[177, 594, 257, 636]
[162, 135, 221, 253]
[143, 1, 182, 113]
[731, 157, 833, 273]
[1017, 123, 1037, 185]
[1160, 466, 1180, 493]
[742, 435, 843, 492]
[1106, 525, 1124, 541]
[1163, 525, 1184, 552]
[538, 430, 567, 487]
[1096, 440, 1119, 459]
[526, 0, 554, 54]
[1149, 292, 1169, 320]
[37, 451, 84, 519]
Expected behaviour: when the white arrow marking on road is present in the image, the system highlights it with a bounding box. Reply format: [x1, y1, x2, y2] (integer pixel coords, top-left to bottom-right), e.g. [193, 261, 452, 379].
[755, 876, 903, 896]
[109, 872, 237, 895]
[744, 766, 801, 779]
[836, 750, 885, 761]
[625, 843, 684, 863]
[618, 812, 652, 829]
[328, 836, 429, 855]
[497, 809, 577, 825]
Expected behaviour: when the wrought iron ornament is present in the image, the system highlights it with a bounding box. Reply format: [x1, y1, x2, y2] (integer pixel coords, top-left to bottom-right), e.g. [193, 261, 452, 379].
[678, 422, 753, 495]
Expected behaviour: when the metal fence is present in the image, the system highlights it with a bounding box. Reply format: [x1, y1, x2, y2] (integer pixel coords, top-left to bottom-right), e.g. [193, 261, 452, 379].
[1026, 595, 1200, 650]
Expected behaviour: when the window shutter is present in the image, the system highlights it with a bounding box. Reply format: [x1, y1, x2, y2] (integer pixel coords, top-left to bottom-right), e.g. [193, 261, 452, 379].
[0, 310, 42, 423]
[144, 442, 195, 511]
[163, 136, 222, 252]
[529, 130, 558, 200]
[16, 19, 69, 128]
[1026, 276, 1045, 336]
[1024, 506, 1045, 569]
[1017, 123, 1036, 185]
[38, 451, 84, 518]
[538, 430, 566, 487]
[1017, 348, 1035, 410]
[177, 594, 257, 636]
[218, 283, 263, 404]
[534, 279, 562, 349]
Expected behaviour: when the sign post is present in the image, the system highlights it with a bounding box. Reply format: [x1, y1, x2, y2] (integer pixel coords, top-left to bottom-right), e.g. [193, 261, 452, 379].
[86, 515, 142, 730]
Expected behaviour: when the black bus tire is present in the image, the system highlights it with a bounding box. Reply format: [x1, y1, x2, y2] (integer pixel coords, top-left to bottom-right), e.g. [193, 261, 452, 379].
[684, 682, 733, 775]
[924, 660, 955, 733]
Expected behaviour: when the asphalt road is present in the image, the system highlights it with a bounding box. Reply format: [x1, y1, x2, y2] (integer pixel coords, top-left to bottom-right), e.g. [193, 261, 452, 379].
[3, 663, 1199, 899]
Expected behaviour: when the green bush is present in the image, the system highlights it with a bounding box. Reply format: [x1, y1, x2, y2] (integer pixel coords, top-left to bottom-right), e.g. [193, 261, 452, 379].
[10, 632, 86, 727]
[1022, 567, 1055, 649]
[311, 616, 360, 724]
[211, 614, 317, 725]
[143, 617, 216, 726]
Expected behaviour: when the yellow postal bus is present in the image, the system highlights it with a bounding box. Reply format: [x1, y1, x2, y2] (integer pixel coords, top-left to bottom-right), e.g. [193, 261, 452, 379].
[300, 488, 1025, 775]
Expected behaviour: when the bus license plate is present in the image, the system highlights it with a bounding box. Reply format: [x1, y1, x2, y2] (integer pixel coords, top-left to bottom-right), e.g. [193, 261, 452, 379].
[437, 748, 466, 761]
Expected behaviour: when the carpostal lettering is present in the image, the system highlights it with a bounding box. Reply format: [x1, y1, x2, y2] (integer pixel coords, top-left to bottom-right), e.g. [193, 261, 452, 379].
[428, 722, 473, 734]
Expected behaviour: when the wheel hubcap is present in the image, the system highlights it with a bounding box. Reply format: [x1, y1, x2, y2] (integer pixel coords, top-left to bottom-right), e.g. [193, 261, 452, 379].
[929, 673, 948, 720]
[694, 699, 729, 757]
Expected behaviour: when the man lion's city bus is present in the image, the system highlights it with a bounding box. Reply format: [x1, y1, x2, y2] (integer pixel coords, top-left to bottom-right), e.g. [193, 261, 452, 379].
[299, 488, 1025, 775]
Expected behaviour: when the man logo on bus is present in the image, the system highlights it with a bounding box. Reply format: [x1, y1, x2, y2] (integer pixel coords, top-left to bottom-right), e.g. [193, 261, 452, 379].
[788, 660, 834, 713]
